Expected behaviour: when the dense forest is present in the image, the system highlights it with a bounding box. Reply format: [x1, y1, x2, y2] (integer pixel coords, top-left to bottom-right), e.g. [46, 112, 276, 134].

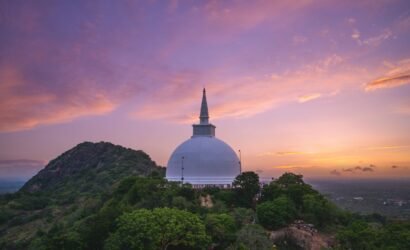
[0, 142, 409, 249]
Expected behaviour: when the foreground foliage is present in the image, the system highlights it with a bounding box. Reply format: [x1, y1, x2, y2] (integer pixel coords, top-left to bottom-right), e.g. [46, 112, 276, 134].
[257, 196, 296, 230]
[337, 220, 410, 250]
[106, 208, 209, 250]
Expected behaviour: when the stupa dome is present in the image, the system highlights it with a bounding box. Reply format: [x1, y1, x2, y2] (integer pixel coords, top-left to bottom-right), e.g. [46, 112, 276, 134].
[166, 89, 240, 186]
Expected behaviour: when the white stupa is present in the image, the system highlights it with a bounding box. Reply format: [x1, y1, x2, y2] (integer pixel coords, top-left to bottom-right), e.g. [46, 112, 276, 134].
[166, 88, 240, 187]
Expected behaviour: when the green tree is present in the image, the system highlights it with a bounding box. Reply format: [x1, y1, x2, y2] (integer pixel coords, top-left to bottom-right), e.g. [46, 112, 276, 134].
[38, 224, 83, 250]
[276, 172, 305, 187]
[79, 201, 123, 250]
[126, 177, 168, 207]
[260, 182, 282, 202]
[231, 208, 255, 227]
[233, 172, 260, 208]
[105, 208, 209, 250]
[114, 176, 138, 195]
[214, 189, 235, 207]
[380, 222, 410, 249]
[337, 220, 379, 250]
[210, 200, 229, 213]
[273, 173, 316, 210]
[302, 193, 336, 228]
[205, 213, 236, 249]
[177, 183, 196, 201]
[171, 196, 192, 210]
[233, 224, 272, 250]
[257, 196, 296, 230]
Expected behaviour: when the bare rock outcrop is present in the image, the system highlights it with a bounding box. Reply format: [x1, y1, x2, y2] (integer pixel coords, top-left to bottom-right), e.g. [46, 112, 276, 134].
[269, 225, 335, 250]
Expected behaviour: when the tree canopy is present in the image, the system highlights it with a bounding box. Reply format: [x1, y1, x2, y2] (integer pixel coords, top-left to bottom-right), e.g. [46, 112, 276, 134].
[257, 196, 297, 230]
[232, 171, 260, 208]
[105, 208, 209, 250]
[233, 224, 272, 250]
[205, 213, 236, 249]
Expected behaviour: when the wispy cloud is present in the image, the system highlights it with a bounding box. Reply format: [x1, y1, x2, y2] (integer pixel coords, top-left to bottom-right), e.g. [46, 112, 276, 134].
[363, 145, 410, 151]
[133, 54, 371, 123]
[276, 151, 305, 156]
[366, 74, 410, 90]
[330, 169, 341, 176]
[365, 58, 410, 91]
[271, 164, 314, 170]
[351, 28, 361, 41]
[203, 0, 314, 36]
[292, 35, 307, 45]
[352, 28, 392, 47]
[347, 17, 356, 24]
[342, 164, 376, 173]
[258, 151, 306, 157]
[298, 93, 322, 103]
[362, 29, 392, 46]
[272, 165, 298, 169]
[0, 66, 118, 132]
[0, 2, 142, 132]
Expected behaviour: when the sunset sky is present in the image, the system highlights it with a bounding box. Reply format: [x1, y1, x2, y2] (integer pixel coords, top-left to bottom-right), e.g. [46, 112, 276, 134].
[0, 0, 410, 180]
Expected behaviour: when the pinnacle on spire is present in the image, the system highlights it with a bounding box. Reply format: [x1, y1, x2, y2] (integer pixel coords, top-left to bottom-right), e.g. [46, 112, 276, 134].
[199, 88, 209, 124]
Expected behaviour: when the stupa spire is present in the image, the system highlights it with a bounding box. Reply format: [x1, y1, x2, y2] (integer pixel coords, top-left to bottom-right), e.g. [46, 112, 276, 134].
[199, 88, 209, 124]
[192, 88, 215, 137]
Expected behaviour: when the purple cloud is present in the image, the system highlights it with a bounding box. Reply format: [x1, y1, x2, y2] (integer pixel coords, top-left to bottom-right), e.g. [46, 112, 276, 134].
[343, 168, 355, 172]
[342, 165, 376, 173]
[330, 169, 341, 176]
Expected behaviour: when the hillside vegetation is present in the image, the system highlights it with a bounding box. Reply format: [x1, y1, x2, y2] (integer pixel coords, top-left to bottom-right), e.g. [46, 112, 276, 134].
[0, 142, 164, 248]
[0, 142, 409, 249]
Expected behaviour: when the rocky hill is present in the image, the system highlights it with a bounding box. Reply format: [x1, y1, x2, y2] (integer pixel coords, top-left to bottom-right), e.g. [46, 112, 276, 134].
[21, 141, 163, 194]
[0, 141, 164, 248]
